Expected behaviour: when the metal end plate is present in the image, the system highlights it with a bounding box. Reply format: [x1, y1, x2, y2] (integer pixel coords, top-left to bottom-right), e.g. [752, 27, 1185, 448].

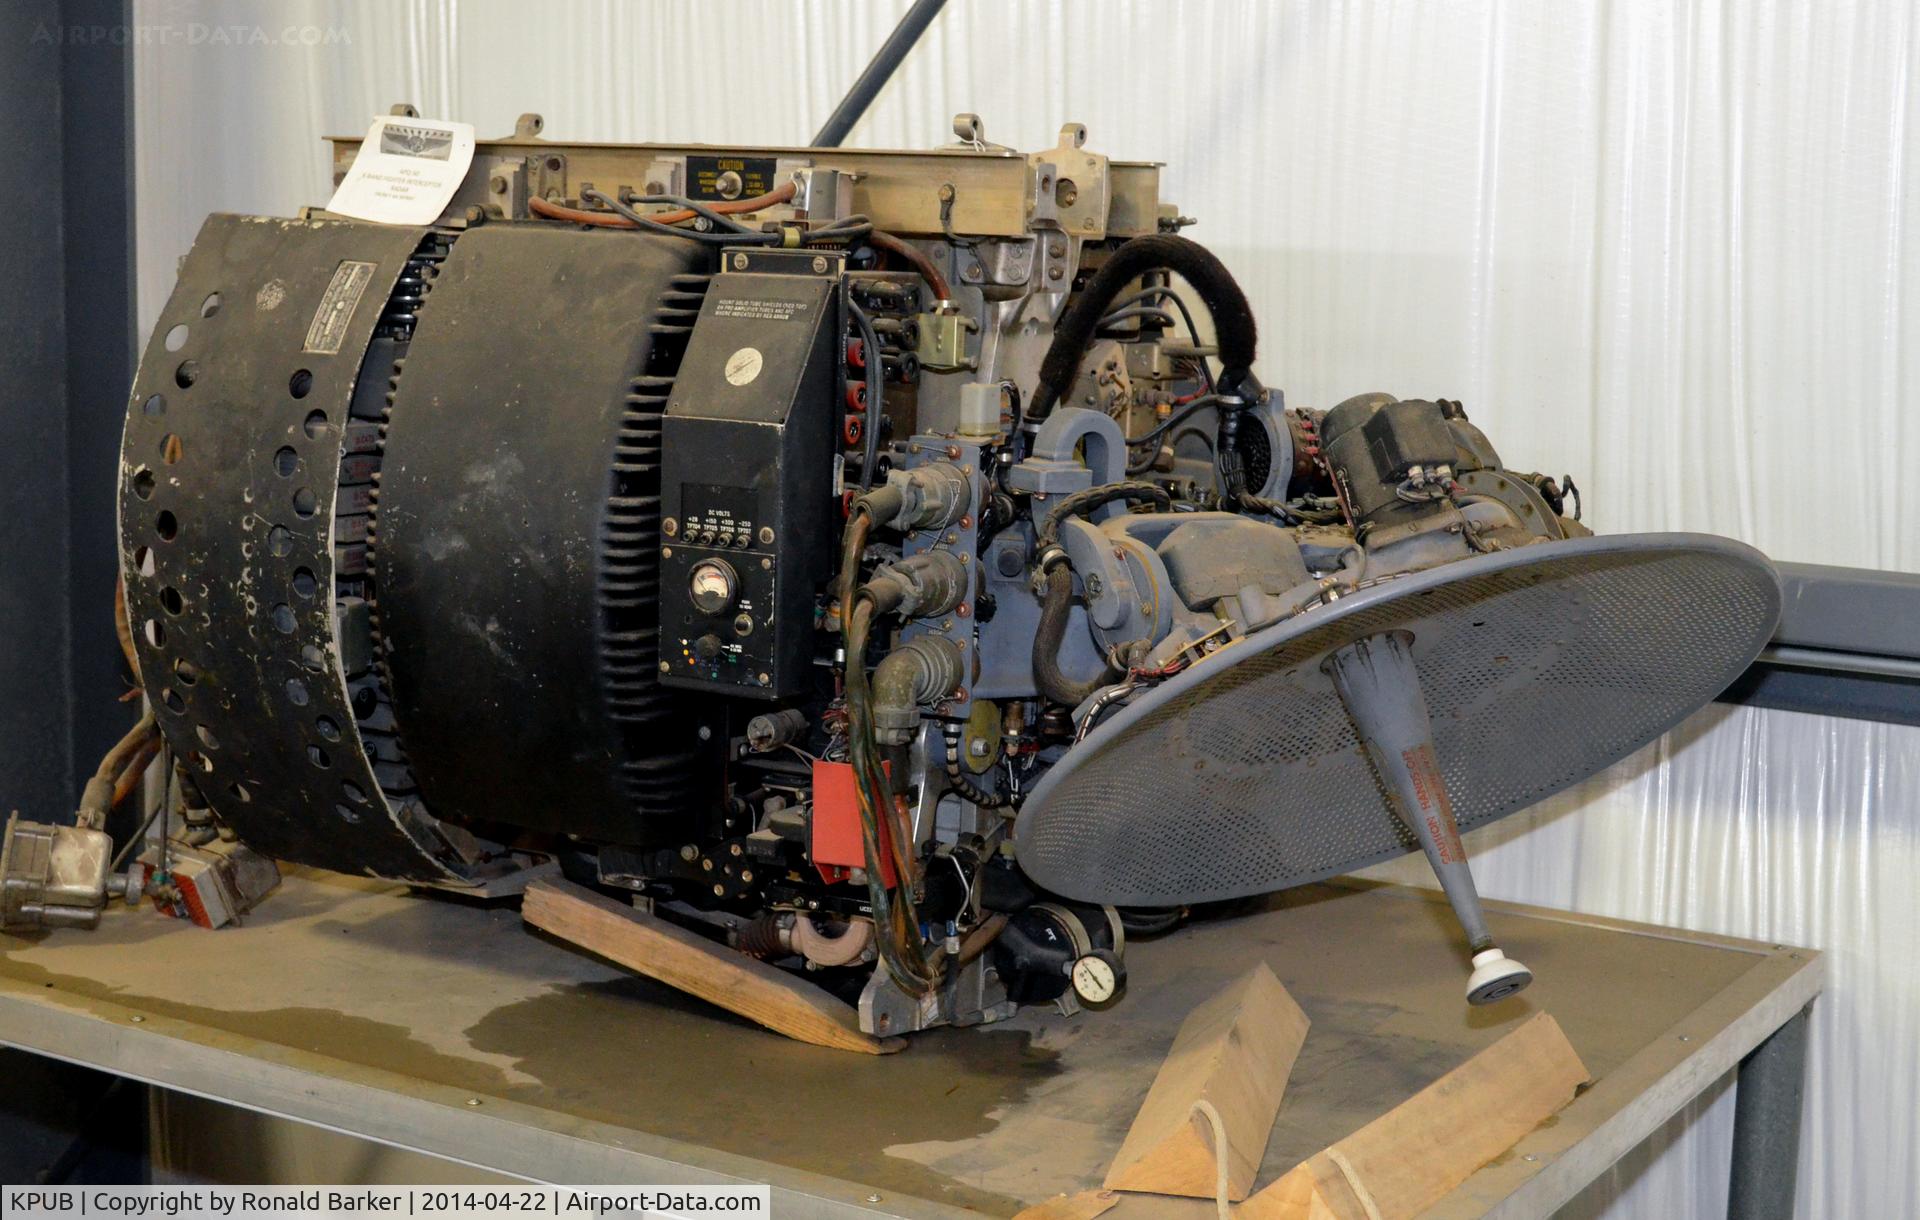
[1014, 534, 1780, 906]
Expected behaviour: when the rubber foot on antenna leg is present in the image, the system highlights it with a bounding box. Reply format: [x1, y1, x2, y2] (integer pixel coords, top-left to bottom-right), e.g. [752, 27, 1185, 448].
[1466, 947, 1532, 1005]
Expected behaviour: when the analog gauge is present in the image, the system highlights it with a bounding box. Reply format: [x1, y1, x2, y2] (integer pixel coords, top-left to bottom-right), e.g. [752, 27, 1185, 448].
[687, 558, 738, 615]
[1070, 953, 1120, 1007]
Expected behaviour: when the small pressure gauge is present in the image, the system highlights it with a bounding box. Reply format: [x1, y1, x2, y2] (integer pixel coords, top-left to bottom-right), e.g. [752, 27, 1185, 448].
[687, 558, 738, 615]
[1069, 951, 1123, 1008]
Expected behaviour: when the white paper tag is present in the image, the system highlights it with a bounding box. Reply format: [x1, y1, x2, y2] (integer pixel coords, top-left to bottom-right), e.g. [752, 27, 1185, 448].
[326, 116, 476, 226]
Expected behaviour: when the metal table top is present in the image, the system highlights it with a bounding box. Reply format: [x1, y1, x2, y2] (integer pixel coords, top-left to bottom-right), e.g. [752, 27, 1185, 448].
[0, 870, 1820, 1218]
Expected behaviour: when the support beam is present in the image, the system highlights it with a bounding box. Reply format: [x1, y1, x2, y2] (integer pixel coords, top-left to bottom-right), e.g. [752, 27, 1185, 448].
[1727, 1003, 1812, 1220]
[811, 0, 949, 147]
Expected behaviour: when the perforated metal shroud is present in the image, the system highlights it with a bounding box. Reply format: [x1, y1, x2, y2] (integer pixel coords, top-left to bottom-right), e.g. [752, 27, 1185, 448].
[118, 215, 471, 882]
[1014, 534, 1781, 906]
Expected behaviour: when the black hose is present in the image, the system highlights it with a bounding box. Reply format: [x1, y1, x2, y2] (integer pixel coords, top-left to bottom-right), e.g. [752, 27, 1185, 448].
[1033, 564, 1113, 707]
[849, 299, 885, 490]
[1031, 481, 1170, 706]
[1027, 234, 1258, 423]
[1036, 481, 1172, 550]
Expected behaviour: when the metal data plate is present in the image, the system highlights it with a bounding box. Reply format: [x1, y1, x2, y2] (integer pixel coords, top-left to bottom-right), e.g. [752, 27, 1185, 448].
[118, 214, 467, 882]
[1015, 534, 1781, 906]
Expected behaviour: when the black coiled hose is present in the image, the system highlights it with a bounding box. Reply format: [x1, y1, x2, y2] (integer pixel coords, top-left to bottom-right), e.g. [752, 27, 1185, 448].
[1026, 234, 1260, 423]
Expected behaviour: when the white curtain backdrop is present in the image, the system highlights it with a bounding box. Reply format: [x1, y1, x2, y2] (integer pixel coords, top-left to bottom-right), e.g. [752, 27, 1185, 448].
[130, 2, 1920, 1215]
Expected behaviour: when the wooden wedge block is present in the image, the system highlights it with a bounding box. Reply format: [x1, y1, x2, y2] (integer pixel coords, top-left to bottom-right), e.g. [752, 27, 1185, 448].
[1104, 962, 1310, 1200]
[521, 878, 903, 1055]
[1242, 1011, 1588, 1220]
[1011, 1191, 1121, 1220]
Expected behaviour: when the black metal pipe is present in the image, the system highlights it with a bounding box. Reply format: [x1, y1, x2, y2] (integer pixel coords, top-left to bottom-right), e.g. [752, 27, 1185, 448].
[811, 0, 949, 147]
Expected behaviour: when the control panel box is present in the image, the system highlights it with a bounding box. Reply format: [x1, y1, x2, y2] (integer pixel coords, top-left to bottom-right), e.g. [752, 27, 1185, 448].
[658, 265, 840, 698]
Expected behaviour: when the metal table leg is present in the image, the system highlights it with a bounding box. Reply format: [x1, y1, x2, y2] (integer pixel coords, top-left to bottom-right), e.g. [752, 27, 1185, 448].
[1727, 1002, 1813, 1220]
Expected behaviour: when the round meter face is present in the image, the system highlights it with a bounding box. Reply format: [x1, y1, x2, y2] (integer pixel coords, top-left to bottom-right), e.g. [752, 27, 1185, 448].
[688, 558, 739, 615]
[1070, 954, 1119, 1006]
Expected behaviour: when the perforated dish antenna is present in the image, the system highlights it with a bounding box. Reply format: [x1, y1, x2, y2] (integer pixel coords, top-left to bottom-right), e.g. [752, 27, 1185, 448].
[1014, 533, 1779, 1003]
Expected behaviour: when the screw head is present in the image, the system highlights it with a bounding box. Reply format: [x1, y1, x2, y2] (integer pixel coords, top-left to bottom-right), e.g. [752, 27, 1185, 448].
[811, 255, 828, 273]
[661, 545, 673, 559]
[465, 1097, 482, 1107]
[664, 518, 678, 537]
[732, 252, 749, 270]
[758, 526, 774, 545]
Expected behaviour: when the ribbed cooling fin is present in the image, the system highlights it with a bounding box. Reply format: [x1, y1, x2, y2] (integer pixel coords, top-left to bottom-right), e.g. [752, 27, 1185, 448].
[600, 274, 711, 813]
[360, 235, 453, 818]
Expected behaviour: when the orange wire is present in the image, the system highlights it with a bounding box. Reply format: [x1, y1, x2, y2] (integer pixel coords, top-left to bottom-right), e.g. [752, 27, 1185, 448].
[527, 181, 798, 228]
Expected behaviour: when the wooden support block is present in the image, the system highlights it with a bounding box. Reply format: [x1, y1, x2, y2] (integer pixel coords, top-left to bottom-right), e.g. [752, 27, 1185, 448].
[1011, 1191, 1122, 1220]
[521, 878, 903, 1055]
[1104, 962, 1309, 1201]
[1242, 1011, 1589, 1220]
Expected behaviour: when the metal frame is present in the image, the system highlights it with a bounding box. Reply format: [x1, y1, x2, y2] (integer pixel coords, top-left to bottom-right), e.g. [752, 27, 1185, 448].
[1720, 562, 1920, 725]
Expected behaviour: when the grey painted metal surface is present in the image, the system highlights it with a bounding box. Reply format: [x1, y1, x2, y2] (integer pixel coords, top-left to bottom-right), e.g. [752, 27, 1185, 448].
[1720, 562, 1920, 724]
[1770, 563, 1920, 660]
[1728, 1004, 1812, 1220]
